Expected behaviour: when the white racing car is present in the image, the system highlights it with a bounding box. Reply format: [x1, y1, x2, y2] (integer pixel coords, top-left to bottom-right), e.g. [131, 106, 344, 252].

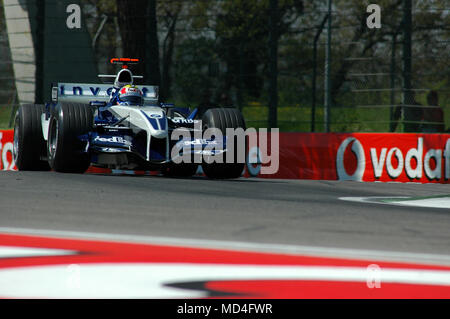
[13, 58, 246, 178]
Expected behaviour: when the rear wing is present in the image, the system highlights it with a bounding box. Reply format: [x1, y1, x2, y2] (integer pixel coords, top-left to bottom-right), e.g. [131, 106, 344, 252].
[52, 83, 159, 104]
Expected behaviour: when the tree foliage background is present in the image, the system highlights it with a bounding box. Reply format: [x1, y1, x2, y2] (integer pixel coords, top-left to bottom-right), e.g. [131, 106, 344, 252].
[1, 0, 448, 131]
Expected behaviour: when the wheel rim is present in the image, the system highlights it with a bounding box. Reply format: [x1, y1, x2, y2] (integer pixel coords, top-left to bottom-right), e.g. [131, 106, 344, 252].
[13, 117, 20, 163]
[48, 119, 59, 160]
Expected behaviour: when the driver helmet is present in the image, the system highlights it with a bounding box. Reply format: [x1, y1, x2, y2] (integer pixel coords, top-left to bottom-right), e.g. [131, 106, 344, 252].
[117, 85, 144, 106]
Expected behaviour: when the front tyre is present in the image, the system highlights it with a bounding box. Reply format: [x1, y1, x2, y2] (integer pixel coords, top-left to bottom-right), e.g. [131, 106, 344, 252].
[13, 104, 50, 171]
[47, 102, 94, 173]
[201, 108, 246, 179]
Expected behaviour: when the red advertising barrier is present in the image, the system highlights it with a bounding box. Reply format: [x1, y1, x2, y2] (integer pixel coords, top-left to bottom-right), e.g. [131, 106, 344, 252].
[2, 129, 449, 184]
[248, 132, 450, 184]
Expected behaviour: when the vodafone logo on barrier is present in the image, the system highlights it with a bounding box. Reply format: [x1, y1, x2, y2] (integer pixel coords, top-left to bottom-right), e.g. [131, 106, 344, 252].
[336, 136, 450, 183]
[336, 138, 366, 181]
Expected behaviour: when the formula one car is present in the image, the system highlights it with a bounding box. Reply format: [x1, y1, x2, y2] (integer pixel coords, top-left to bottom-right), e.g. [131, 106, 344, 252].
[13, 58, 246, 179]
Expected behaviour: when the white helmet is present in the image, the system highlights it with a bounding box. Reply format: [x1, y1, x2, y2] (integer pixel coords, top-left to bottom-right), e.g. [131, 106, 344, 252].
[117, 85, 144, 106]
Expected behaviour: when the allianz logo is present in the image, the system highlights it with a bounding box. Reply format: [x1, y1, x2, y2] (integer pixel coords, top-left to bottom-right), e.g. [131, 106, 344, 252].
[336, 137, 450, 181]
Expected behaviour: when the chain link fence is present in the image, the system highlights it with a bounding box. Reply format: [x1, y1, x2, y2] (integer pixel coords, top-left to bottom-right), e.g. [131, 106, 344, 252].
[0, 0, 449, 132]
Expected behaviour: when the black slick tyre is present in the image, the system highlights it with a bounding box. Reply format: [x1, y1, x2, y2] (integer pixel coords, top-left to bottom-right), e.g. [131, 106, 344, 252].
[13, 104, 50, 171]
[47, 102, 94, 173]
[201, 108, 246, 179]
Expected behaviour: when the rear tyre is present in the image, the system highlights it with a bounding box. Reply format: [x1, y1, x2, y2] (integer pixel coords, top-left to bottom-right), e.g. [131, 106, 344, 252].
[47, 102, 94, 173]
[13, 104, 50, 171]
[201, 108, 246, 179]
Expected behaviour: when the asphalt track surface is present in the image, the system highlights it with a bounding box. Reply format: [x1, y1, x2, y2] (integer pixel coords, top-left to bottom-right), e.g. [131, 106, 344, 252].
[0, 171, 449, 262]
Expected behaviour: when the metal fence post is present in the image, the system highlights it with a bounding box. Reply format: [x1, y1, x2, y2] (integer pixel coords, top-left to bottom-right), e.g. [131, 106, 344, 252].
[324, 0, 332, 133]
[312, 14, 329, 133]
[268, 0, 278, 129]
[402, 0, 413, 132]
[390, 34, 397, 132]
[35, 1, 45, 104]
[237, 41, 244, 111]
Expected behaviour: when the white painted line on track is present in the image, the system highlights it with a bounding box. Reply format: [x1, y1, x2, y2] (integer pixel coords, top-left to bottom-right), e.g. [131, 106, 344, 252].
[1, 226, 450, 266]
[393, 198, 450, 209]
[340, 196, 450, 209]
